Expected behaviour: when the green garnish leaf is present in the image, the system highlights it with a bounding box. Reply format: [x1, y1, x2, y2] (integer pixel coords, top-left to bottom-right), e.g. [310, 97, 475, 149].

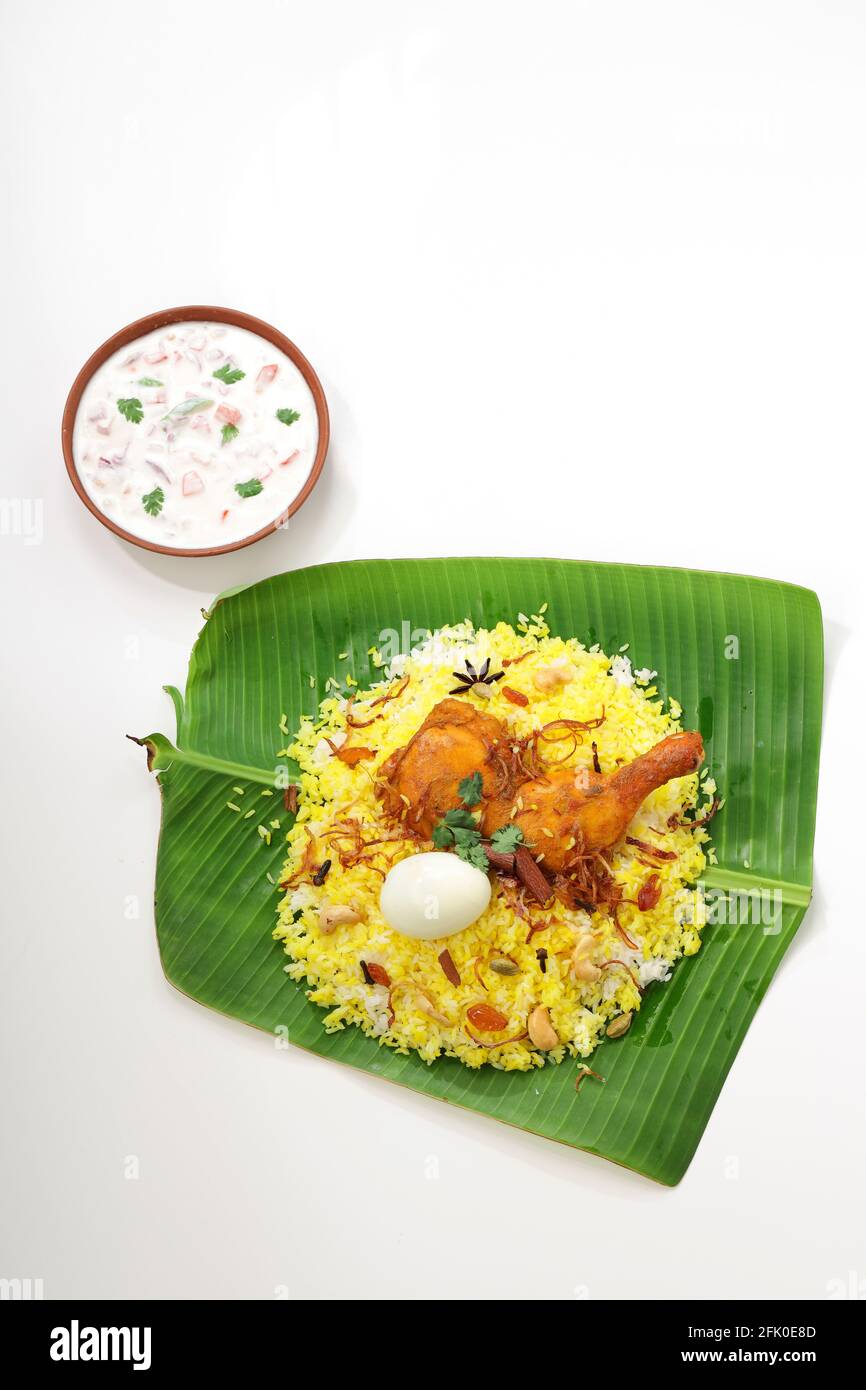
[461, 840, 491, 872]
[162, 397, 213, 421]
[213, 362, 246, 385]
[276, 408, 300, 426]
[440, 807, 478, 832]
[221, 423, 240, 446]
[490, 824, 525, 854]
[235, 478, 263, 498]
[431, 822, 455, 850]
[458, 771, 483, 807]
[137, 377, 163, 388]
[142, 486, 165, 516]
[432, 802, 489, 871]
[451, 825, 477, 844]
[450, 827, 488, 870]
[434, 795, 521, 869]
[117, 397, 144, 423]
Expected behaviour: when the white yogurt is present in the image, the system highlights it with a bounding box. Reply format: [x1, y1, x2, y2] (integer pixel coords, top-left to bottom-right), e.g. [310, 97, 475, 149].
[72, 321, 319, 548]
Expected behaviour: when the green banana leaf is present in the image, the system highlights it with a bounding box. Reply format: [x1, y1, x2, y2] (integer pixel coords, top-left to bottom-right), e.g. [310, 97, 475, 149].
[135, 558, 823, 1185]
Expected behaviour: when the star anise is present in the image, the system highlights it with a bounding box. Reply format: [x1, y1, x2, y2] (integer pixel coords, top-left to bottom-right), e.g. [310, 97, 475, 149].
[448, 656, 505, 697]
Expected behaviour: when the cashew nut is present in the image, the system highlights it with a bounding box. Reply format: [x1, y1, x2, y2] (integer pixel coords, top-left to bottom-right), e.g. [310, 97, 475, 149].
[318, 904, 361, 933]
[533, 660, 575, 693]
[570, 932, 602, 982]
[527, 1004, 559, 1050]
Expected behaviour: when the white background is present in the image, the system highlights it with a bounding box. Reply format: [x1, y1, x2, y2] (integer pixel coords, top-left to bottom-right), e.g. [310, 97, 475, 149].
[2, 0, 865, 1300]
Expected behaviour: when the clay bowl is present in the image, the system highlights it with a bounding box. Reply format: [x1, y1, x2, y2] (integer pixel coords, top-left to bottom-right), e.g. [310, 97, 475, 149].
[61, 305, 329, 557]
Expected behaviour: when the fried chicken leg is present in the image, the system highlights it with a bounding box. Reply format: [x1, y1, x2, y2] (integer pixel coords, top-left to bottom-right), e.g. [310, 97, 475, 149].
[481, 730, 704, 871]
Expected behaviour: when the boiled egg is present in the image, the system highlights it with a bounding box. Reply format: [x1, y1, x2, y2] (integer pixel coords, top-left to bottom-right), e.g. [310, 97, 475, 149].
[380, 851, 491, 940]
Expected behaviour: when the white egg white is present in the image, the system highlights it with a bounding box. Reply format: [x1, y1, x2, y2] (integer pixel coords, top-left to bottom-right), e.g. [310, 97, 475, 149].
[379, 851, 491, 940]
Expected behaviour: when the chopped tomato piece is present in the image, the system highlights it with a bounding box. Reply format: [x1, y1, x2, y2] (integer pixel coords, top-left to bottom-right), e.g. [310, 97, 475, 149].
[215, 404, 242, 426]
[256, 364, 279, 391]
[279, 450, 300, 467]
[182, 471, 204, 496]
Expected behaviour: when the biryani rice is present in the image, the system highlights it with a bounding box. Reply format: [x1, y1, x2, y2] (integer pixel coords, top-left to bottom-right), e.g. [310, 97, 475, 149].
[274, 613, 714, 1071]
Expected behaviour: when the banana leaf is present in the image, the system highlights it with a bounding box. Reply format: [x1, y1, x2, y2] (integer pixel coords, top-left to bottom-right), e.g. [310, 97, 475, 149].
[135, 558, 822, 1185]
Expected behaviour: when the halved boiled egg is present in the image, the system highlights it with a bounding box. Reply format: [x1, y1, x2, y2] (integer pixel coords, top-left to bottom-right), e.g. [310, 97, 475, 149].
[380, 851, 491, 940]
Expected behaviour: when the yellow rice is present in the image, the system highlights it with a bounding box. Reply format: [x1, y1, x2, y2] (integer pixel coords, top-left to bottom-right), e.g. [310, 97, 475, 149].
[274, 612, 714, 1071]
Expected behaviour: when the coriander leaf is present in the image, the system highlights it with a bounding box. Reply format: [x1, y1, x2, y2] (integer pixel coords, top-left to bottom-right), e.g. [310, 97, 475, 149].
[141, 486, 164, 516]
[212, 362, 246, 385]
[221, 423, 240, 446]
[490, 824, 525, 854]
[235, 478, 263, 498]
[117, 397, 144, 424]
[276, 407, 300, 426]
[432, 801, 486, 863]
[450, 821, 486, 870]
[458, 771, 483, 806]
[137, 377, 163, 387]
[457, 839, 490, 872]
[440, 807, 478, 831]
[432, 797, 489, 870]
[451, 826, 481, 852]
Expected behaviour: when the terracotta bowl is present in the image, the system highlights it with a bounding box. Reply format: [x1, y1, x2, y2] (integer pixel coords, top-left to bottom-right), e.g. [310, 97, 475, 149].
[61, 305, 330, 557]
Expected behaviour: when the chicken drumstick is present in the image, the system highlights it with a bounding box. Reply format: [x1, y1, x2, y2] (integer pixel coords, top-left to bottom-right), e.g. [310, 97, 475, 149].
[481, 730, 704, 872]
